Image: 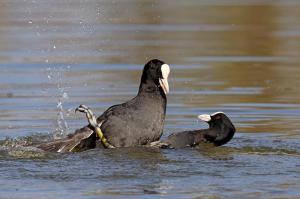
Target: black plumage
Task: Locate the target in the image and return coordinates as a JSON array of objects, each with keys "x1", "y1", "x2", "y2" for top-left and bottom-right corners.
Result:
[
  {"x1": 163, "y1": 112, "x2": 236, "y2": 148},
  {"x1": 38, "y1": 59, "x2": 170, "y2": 152}
]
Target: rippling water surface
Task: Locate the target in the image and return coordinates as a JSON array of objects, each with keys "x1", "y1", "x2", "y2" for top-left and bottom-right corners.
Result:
[{"x1": 1, "y1": 0, "x2": 300, "y2": 198}]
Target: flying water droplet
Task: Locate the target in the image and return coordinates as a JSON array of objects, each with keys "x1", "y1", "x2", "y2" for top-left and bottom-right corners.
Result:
[{"x1": 62, "y1": 92, "x2": 68, "y2": 100}]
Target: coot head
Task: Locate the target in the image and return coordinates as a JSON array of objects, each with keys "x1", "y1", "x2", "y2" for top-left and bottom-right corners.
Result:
[
  {"x1": 198, "y1": 112, "x2": 236, "y2": 146},
  {"x1": 139, "y1": 59, "x2": 170, "y2": 95}
]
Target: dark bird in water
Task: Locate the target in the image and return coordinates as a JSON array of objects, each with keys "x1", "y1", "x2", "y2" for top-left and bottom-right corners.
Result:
[
  {"x1": 37, "y1": 59, "x2": 170, "y2": 152},
  {"x1": 70, "y1": 107, "x2": 235, "y2": 151},
  {"x1": 160, "y1": 112, "x2": 236, "y2": 148}
]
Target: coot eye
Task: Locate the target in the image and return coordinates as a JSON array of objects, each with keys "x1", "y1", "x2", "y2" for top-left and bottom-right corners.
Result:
[{"x1": 214, "y1": 115, "x2": 221, "y2": 120}]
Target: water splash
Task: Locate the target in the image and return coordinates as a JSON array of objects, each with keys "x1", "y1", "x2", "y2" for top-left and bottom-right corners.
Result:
[
  {"x1": 0, "y1": 134, "x2": 53, "y2": 159},
  {"x1": 46, "y1": 66, "x2": 71, "y2": 138}
]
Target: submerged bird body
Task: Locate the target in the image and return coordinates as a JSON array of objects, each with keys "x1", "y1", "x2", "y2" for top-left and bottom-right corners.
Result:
[
  {"x1": 163, "y1": 129, "x2": 209, "y2": 148},
  {"x1": 38, "y1": 59, "x2": 170, "y2": 152},
  {"x1": 38, "y1": 126, "x2": 95, "y2": 152},
  {"x1": 163, "y1": 112, "x2": 236, "y2": 148}
]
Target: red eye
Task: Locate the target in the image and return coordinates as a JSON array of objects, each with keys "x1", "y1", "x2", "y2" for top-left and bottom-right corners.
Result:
[{"x1": 214, "y1": 115, "x2": 221, "y2": 120}]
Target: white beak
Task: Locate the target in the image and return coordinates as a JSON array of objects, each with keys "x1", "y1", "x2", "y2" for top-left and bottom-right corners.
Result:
[
  {"x1": 159, "y1": 64, "x2": 170, "y2": 94},
  {"x1": 159, "y1": 78, "x2": 169, "y2": 94},
  {"x1": 198, "y1": 114, "x2": 211, "y2": 122}
]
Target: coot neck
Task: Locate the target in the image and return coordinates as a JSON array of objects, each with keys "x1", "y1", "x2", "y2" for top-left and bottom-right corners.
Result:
[{"x1": 138, "y1": 81, "x2": 166, "y2": 99}]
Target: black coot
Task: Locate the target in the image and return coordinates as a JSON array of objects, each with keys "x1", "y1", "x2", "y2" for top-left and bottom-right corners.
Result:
[
  {"x1": 164, "y1": 112, "x2": 236, "y2": 148},
  {"x1": 38, "y1": 59, "x2": 170, "y2": 152}
]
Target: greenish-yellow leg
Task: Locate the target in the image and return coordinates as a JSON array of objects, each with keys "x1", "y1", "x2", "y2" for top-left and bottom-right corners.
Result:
[{"x1": 75, "y1": 105, "x2": 115, "y2": 149}]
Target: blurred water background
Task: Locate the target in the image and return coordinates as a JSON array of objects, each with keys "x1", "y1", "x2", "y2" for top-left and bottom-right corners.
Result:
[{"x1": 0, "y1": 0, "x2": 300, "y2": 198}]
